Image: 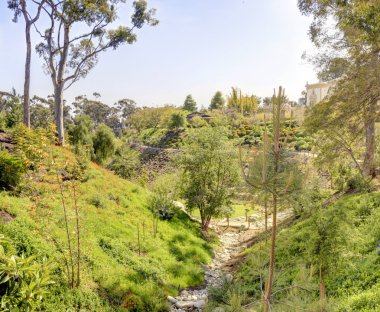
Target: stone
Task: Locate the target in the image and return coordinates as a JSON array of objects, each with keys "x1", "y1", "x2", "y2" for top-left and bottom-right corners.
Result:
[
  {"x1": 167, "y1": 296, "x2": 177, "y2": 304},
  {"x1": 225, "y1": 273, "x2": 233, "y2": 282},
  {"x1": 194, "y1": 299, "x2": 206, "y2": 308},
  {"x1": 181, "y1": 290, "x2": 189, "y2": 296},
  {"x1": 175, "y1": 301, "x2": 196, "y2": 309}
]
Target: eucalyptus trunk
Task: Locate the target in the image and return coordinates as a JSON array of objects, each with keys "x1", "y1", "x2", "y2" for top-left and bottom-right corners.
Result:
[
  {"x1": 23, "y1": 18, "x2": 31, "y2": 127},
  {"x1": 363, "y1": 99, "x2": 376, "y2": 177},
  {"x1": 363, "y1": 51, "x2": 379, "y2": 178},
  {"x1": 54, "y1": 84, "x2": 65, "y2": 145}
]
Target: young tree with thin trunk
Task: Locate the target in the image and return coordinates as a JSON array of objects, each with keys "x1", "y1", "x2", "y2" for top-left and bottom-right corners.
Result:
[
  {"x1": 35, "y1": 0, "x2": 158, "y2": 145},
  {"x1": 179, "y1": 127, "x2": 240, "y2": 231},
  {"x1": 8, "y1": 0, "x2": 46, "y2": 128},
  {"x1": 240, "y1": 87, "x2": 301, "y2": 311},
  {"x1": 263, "y1": 87, "x2": 283, "y2": 312}
]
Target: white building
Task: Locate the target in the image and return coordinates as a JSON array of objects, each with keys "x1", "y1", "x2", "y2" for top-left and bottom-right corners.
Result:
[{"x1": 306, "y1": 80, "x2": 336, "y2": 106}]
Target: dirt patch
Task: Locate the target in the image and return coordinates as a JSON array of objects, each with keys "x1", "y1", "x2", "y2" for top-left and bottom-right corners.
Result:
[{"x1": 0, "y1": 210, "x2": 15, "y2": 223}]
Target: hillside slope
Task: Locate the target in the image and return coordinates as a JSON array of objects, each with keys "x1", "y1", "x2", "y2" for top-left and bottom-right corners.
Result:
[
  {"x1": 0, "y1": 146, "x2": 212, "y2": 311},
  {"x1": 236, "y1": 192, "x2": 380, "y2": 311}
]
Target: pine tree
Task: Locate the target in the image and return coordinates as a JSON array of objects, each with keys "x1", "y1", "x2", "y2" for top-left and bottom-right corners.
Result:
[
  {"x1": 209, "y1": 91, "x2": 225, "y2": 110},
  {"x1": 182, "y1": 95, "x2": 197, "y2": 112}
]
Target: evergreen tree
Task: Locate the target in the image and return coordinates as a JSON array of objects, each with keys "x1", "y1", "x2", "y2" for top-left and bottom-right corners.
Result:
[
  {"x1": 182, "y1": 95, "x2": 197, "y2": 112},
  {"x1": 92, "y1": 124, "x2": 116, "y2": 164},
  {"x1": 209, "y1": 91, "x2": 225, "y2": 110}
]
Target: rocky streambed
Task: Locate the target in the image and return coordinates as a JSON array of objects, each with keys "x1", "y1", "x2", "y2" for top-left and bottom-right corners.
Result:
[
  {"x1": 168, "y1": 230, "x2": 245, "y2": 312},
  {"x1": 167, "y1": 210, "x2": 294, "y2": 312}
]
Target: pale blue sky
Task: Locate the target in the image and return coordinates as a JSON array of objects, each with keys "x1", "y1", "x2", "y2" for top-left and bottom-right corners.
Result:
[{"x1": 0, "y1": 0, "x2": 317, "y2": 108}]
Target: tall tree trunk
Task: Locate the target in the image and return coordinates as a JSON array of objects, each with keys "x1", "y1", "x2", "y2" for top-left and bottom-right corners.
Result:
[
  {"x1": 54, "y1": 84, "x2": 65, "y2": 145},
  {"x1": 363, "y1": 51, "x2": 379, "y2": 178},
  {"x1": 363, "y1": 99, "x2": 376, "y2": 177},
  {"x1": 264, "y1": 194, "x2": 277, "y2": 312},
  {"x1": 23, "y1": 20, "x2": 31, "y2": 127}
]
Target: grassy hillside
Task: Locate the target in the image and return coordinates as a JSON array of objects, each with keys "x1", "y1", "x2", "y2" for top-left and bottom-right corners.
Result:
[
  {"x1": 0, "y1": 146, "x2": 212, "y2": 311},
  {"x1": 236, "y1": 192, "x2": 380, "y2": 311}
]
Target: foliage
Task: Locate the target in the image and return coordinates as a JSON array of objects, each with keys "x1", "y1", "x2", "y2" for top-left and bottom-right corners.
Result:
[
  {"x1": 0, "y1": 235, "x2": 55, "y2": 311},
  {"x1": 0, "y1": 150, "x2": 25, "y2": 190},
  {"x1": 168, "y1": 112, "x2": 186, "y2": 129},
  {"x1": 128, "y1": 106, "x2": 178, "y2": 131},
  {"x1": 227, "y1": 87, "x2": 260, "y2": 115},
  {"x1": 0, "y1": 92, "x2": 23, "y2": 128},
  {"x1": 12, "y1": 123, "x2": 55, "y2": 170},
  {"x1": 120, "y1": 290, "x2": 144, "y2": 311},
  {"x1": 33, "y1": 0, "x2": 158, "y2": 144},
  {"x1": 183, "y1": 95, "x2": 197, "y2": 112},
  {"x1": 189, "y1": 115, "x2": 209, "y2": 128},
  {"x1": 148, "y1": 173, "x2": 179, "y2": 221},
  {"x1": 107, "y1": 143, "x2": 140, "y2": 180},
  {"x1": 30, "y1": 96, "x2": 55, "y2": 129},
  {"x1": 299, "y1": 0, "x2": 380, "y2": 177},
  {"x1": 179, "y1": 127, "x2": 240, "y2": 230},
  {"x1": 209, "y1": 91, "x2": 225, "y2": 110},
  {"x1": 0, "y1": 143, "x2": 213, "y2": 310},
  {"x1": 68, "y1": 115, "x2": 94, "y2": 158},
  {"x1": 236, "y1": 193, "x2": 380, "y2": 311},
  {"x1": 92, "y1": 123, "x2": 116, "y2": 164}
]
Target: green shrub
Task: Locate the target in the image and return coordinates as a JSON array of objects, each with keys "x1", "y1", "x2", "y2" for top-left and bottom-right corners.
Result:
[
  {"x1": 148, "y1": 193, "x2": 176, "y2": 220},
  {"x1": 88, "y1": 194, "x2": 107, "y2": 209},
  {"x1": 92, "y1": 124, "x2": 116, "y2": 164},
  {"x1": 0, "y1": 235, "x2": 55, "y2": 311},
  {"x1": 68, "y1": 115, "x2": 94, "y2": 158},
  {"x1": 168, "y1": 113, "x2": 186, "y2": 129},
  {"x1": 12, "y1": 123, "x2": 55, "y2": 169},
  {"x1": 0, "y1": 150, "x2": 25, "y2": 190},
  {"x1": 107, "y1": 144, "x2": 140, "y2": 179},
  {"x1": 0, "y1": 112, "x2": 6, "y2": 130}
]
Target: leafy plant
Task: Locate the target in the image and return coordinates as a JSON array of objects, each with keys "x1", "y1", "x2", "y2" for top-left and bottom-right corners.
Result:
[
  {"x1": 0, "y1": 235, "x2": 55, "y2": 311},
  {"x1": 0, "y1": 150, "x2": 25, "y2": 190},
  {"x1": 92, "y1": 123, "x2": 116, "y2": 164}
]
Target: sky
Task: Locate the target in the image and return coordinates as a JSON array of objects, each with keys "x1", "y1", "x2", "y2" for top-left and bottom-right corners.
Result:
[{"x1": 0, "y1": 0, "x2": 317, "y2": 108}]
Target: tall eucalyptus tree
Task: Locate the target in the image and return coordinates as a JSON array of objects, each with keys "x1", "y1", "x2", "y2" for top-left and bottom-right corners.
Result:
[
  {"x1": 8, "y1": 0, "x2": 46, "y2": 127},
  {"x1": 35, "y1": 0, "x2": 158, "y2": 145}
]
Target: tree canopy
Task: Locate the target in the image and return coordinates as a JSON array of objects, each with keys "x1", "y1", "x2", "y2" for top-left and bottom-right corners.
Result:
[{"x1": 182, "y1": 95, "x2": 197, "y2": 112}]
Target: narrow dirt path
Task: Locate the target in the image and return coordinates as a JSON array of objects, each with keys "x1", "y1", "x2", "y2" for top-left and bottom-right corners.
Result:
[{"x1": 168, "y1": 210, "x2": 293, "y2": 312}]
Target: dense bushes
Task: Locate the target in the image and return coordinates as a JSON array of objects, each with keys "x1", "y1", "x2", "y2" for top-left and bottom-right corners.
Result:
[
  {"x1": 0, "y1": 150, "x2": 25, "y2": 190},
  {"x1": 0, "y1": 235, "x2": 55, "y2": 311},
  {"x1": 231, "y1": 193, "x2": 380, "y2": 311},
  {"x1": 92, "y1": 124, "x2": 116, "y2": 164}
]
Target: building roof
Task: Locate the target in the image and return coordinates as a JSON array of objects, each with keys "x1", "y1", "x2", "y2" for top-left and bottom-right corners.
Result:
[{"x1": 186, "y1": 112, "x2": 213, "y2": 120}]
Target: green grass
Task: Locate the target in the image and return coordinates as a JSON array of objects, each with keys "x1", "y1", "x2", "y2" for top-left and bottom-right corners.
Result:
[
  {"x1": 0, "y1": 147, "x2": 212, "y2": 311},
  {"x1": 190, "y1": 202, "x2": 256, "y2": 220},
  {"x1": 235, "y1": 192, "x2": 380, "y2": 311}
]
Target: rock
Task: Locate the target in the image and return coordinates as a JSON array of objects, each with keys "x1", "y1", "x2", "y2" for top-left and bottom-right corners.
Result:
[
  {"x1": 175, "y1": 301, "x2": 196, "y2": 309},
  {"x1": 181, "y1": 290, "x2": 189, "y2": 296},
  {"x1": 194, "y1": 300, "x2": 206, "y2": 308},
  {"x1": 225, "y1": 273, "x2": 233, "y2": 282},
  {"x1": 167, "y1": 296, "x2": 177, "y2": 304}
]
